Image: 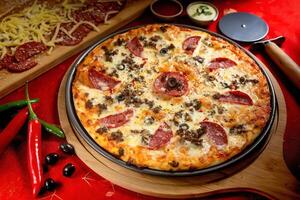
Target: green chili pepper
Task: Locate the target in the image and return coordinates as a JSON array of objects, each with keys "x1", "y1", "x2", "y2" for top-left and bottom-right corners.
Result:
[
  {"x1": 0, "y1": 98, "x2": 39, "y2": 112},
  {"x1": 39, "y1": 119, "x2": 65, "y2": 138}
]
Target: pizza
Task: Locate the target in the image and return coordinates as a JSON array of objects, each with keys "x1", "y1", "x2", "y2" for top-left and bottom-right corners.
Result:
[
  {"x1": 72, "y1": 24, "x2": 271, "y2": 171},
  {"x1": 0, "y1": 0, "x2": 125, "y2": 72}
]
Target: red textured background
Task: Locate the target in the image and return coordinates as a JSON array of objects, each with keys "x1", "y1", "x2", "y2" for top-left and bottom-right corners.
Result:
[{"x1": 0, "y1": 0, "x2": 299, "y2": 199}]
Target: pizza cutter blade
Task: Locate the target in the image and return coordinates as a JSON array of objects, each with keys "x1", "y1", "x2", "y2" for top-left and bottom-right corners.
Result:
[
  {"x1": 218, "y1": 12, "x2": 300, "y2": 89},
  {"x1": 218, "y1": 12, "x2": 269, "y2": 43}
]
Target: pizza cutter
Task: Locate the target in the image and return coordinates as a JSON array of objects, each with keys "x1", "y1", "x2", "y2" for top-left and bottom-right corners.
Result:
[
  {"x1": 218, "y1": 12, "x2": 300, "y2": 89},
  {"x1": 252, "y1": 36, "x2": 300, "y2": 89}
]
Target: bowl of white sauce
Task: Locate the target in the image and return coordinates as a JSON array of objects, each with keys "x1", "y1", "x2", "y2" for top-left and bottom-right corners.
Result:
[{"x1": 187, "y1": 2, "x2": 219, "y2": 26}]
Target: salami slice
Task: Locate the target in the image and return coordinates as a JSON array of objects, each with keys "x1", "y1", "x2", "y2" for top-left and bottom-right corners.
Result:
[
  {"x1": 72, "y1": 24, "x2": 91, "y2": 39},
  {"x1": 73, "y1": 9, "x2": 95, "y2": 23},
  {"x1": 15, "y1": 42, "x2": 47, "y2": 62},
  {"x1": 182, "y1": 36, "x2": 201, "y2": 54},
  {"x1": 87, "y1": 1, "x2": 122, "y2": 13},
  {"x1": 72, "y1": 5, "x2": 108, "y2": 25},
  {"x1": 149, "y1": 123, "x2": 173, "y2": 150},
  {"x1": 6, "y1": 59, "x2": 37, "y2": 73},
  {"x1": 153, "y1": 72, "x2": 188, "y2": 97},
  {"x1": 208, "y1": 57, "x2": 237, "y2": 70},
  {"x1": 219, "y1": 91, "x2": 253, "y2": 105},
  {"x1": 0, "y1": 55, "x2": 14, "y2": 69},
  {"x1": 57, "y1": 23, "x2": 90, "y2": 46},
  {"x1": 99, "y1": 109, "x2": 133, "y2": 128},
  {"x1": 99, "y1": 2, "x2": 122, "y2": 11},
  {"x1": 200, "y1": 121, "x2": 227, "y2": 146},
  {"x1": 126, "y1": 37, "x2": 143, "y2": 57},
  {"x1": 88, "y1": 68, "x2": 121, "y2": 91},
  {"x1": 57, "y1": 34, "x2": 82, "y2": 46},
  {"x1": 86, "y1": 1, "x2": 121, "y2": 23}
]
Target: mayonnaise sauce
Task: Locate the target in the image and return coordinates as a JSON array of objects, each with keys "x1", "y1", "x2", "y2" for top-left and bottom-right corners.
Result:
[{"x1": 187, "y1": 3, "x2": 217, "y2": 21}]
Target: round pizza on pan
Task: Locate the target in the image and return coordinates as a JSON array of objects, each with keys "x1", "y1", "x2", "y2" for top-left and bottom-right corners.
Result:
[{"x1": 71, "y1": 24, "x2": 271, "y2": 171}]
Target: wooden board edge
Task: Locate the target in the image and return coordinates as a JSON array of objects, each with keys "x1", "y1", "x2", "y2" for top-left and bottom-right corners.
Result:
[{"x1": 0, "y1": 0, "x2": 152, "y2": 98}]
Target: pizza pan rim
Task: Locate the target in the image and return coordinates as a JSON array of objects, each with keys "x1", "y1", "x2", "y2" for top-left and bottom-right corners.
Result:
[{"x1": 65, "y1": 23, "x2": 276, "y2": 177}]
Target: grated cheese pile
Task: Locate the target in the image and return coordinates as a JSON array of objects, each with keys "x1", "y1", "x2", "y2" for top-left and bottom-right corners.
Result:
[{"x1": 0, "y1": 0, "x2": 121, "y2": 59}]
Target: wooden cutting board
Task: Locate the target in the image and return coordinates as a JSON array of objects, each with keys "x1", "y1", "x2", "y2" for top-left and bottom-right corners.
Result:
[
  {"x1": 0, "y1": 0, "x2": 151, "y2": 98},
  {"x1": 57, "y1": 61, "x2": 300, "y2": 199}
]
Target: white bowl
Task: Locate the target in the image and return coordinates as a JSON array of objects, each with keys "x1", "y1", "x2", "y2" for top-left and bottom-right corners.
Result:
[{"x1": 187, "y1": 1, "x2": 219, "y2": 26}]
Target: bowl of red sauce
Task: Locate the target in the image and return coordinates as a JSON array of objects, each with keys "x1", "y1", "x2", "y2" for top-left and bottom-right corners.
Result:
[{"x1": 150, "y1": 0, "x2": 183, "y2": 21}]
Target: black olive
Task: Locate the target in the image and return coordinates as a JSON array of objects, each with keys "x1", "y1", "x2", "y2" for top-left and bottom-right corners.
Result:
[
  {"x1": 117, "y1": 64, "x2": 125, "y2": 70},
  {"x1": 45, "y1": 153, "x2": 59, "y2": 165},
  {"x1": 166, "y1": 77, "x2": 178, "y2": 89},
  {"x1": 63, "y1": 163, "x2": 75, "y2": 177},
  {"x1": 60, "y1": 143, "x2": 75, "y2": 155},
  {"x1": 179, "y1": 123, "x2": 189, "y2": 130},
  {"x1": 239, "y1": 76, "x2": 246, "y2": 84},
  {"x1": 116, "y1": 94, "x2": 125, "y2": 102},
  {"x1": 44, "y1": 178, "x2": 57, "y2": 191},
  {"x1": 160, "y1": 48, "x2": 168, "y2": 55},
  {"x1": 38, "y1": 187, "x2": 46, "y2": 195}
]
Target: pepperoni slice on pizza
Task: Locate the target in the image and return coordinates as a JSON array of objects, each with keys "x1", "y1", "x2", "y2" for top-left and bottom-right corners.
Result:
[
  {"x1": 88, "y1": 68, "x2": 121, "y2": 91},
  {"x1": 218, "y1": 91, "x2": 253, "y2": 105},
  {"x1": 208, "y1": 57, "x2": 237, "y2": 70},
  {"x1": 182, "y1": 36, "x2": 201, "y2": 54},
  {"x1": 126, "y1": 37, "x2": 144, "y2": 57},
  {"x1": 149, "y1": 123, "x2": 173, "y2": 150},
  {"x1": 200, "y1": 121, "x2": 228, "y2": 146},
  {"x1": 99, "y1": 109, "x2": 134, "y2": 129}
]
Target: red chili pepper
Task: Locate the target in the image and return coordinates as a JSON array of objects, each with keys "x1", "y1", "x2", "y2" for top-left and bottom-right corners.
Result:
[
  {"x1": 0, "y1": 104, "x2": 38, "y2": 154},
  {"x1": 27, "y1": 118, "x2": 43, "y2": 196},
  {"x1": 26, "y1": 83, "x2": 43, "y2": 196}
]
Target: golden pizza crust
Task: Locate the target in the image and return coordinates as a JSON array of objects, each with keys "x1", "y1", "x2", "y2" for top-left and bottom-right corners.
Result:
[{"x1": 72, "y1": 24, "x2": 271, "y2": 171}]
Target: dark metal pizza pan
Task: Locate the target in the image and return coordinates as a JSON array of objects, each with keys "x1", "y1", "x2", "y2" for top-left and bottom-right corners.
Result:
[{"x1": 65, "y1": 24, "x2": 276, "y2": 177}]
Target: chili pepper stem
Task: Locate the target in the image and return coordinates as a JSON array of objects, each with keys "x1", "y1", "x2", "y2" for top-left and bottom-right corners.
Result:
[
  {"x1": 39, "y1": 119, "x2": 65, "y2": 138},
  {"x1": 25, "y1": 82, "x2": 37, "y2": 120},
  {"x1": 0, "y1": 98, "x2": 39, "y2": 112}
]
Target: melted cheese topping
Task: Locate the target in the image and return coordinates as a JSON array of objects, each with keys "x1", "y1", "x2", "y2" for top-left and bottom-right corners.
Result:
[
  {"x1": 1, "y1": 1, "x2": 67, "y2": 57},
  {"x1": 72, "y1": 24, "x2": 271, "y2": 171},
  {"x1": 0, "y1": 0, "x2": 122, "y2": 58}
]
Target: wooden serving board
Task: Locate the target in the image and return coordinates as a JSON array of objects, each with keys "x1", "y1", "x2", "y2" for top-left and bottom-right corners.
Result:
[
  {"x1": 0, "y1": 0, "x2": 152, "y2": 98},
  {"x1": 57, "y1": 59, "x2": 300, "y2": 199}
]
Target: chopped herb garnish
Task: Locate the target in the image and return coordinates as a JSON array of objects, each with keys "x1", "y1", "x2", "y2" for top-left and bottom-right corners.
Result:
[{"x1": 192, "y1": 5, "x2": 213, "y2": 17}]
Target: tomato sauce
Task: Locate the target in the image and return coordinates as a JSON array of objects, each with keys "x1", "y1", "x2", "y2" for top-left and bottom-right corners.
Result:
[{"x1": 152, "y1": 0, "x2": 182, "y2": 16}]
